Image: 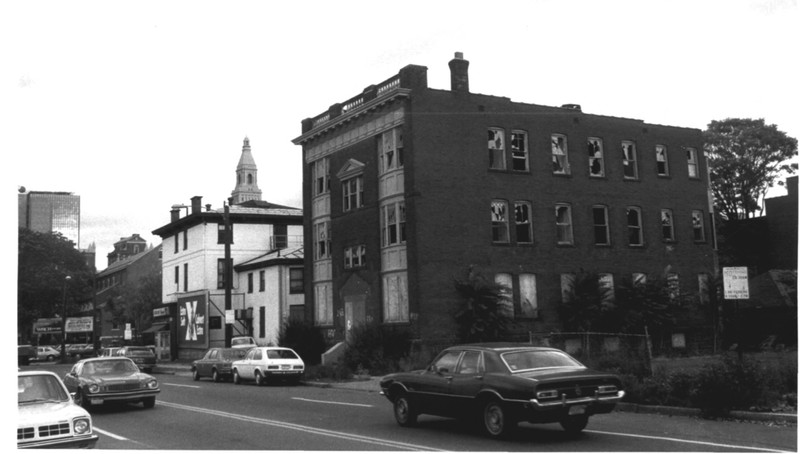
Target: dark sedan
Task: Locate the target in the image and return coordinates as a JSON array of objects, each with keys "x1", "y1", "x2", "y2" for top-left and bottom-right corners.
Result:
[
  {"x1": 114, "y1": 346, "x2": 156, "y2": 373},
  {"x1": 63, "y1": 357, "x2": 160, "y2": 409},
  {"x1": 379, "y1": 343, "x2": 625, "y2": 438},
  {"x1": 192, "y1": 348, "x2": 248, "y2": 382}
]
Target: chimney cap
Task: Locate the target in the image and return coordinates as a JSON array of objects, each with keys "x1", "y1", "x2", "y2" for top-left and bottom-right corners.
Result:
[{"x1": 454, "y1": 51, "x2": 464, "y2": 59}]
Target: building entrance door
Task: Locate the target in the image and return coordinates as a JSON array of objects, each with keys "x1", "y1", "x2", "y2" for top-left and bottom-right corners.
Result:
[
  {"x1": 344, "y1": 295, "x2": 366, "y2": 343},
  {"x1": 155, "y1": 331, "x2": 171, "y2": 361}
]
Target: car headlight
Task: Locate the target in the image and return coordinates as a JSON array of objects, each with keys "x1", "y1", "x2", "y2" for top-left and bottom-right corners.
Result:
[
  {"x1": 146, "y1": 379, "x2": 158, "y2": 389},
  {"x1": 536, "y1": 389, "x2": 560, "y2": 400},
  {"x1": 87, "y1": 384, "x2": 100, "y2": 394},
  {"x1": 73, "y1": 417, "x2": 91, "y2": 435}
]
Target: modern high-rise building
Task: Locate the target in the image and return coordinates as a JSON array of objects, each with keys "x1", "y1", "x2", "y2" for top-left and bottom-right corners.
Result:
[{"x1": 18, "y1": 188, "x2": 81, "y2": 248}]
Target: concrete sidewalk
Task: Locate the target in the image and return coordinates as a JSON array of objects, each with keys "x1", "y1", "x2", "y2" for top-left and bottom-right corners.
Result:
[{"x1": 152, "y1": 362, "x2": 796, "y2": 424}]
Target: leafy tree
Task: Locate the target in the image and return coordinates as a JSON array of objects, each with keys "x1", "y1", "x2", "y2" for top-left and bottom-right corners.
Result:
[
  {"x1": 17, "y1": 228, "x2": 93, "y2": 342},
  {"x1": 108, "y1": 274, "x2": 162, "y2": 342},
  {"x1": 453, "y1": 266, "x2": 514, "y2": 342},
  {"x1": 704, "y1": 118, "x2": 797, "y2": 220},
  {"x1": 557, "y1": 269, "x2": 614, "y2": 332}
]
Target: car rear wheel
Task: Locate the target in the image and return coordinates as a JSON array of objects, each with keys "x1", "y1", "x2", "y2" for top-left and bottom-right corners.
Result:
[
  {"x1": 393, "y1": 393, "x2": 418, "y2": 427},
  {"x1": 482, "y1": 399, "x2": 514, "y2": 438},
  {"x1": 233, "y1": 369, "x2": 241, "y2": 385},
  {"x1": 142, "y1": 397, "x2": 156, "y2": 409},
  {"x1": 46, "y1": 355, "x2": 54, "y2": 361},
  {"x1": 255, "y1": 371, "x2": 265, "y2": 386},
  {"x1": 192, "y1": 369, "x2": 200, "y2": 381},
  {"x1": 560, "y1": 415, "x2": 588, "y2": 435},
  {"x1": 212, "y1": 369, "x2": 220, "y2": 383}
]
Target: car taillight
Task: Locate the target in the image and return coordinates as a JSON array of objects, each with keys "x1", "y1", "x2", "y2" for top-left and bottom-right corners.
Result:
[
  {"x1": 536, "y1": 389, "x2": 559, "y2": 400},
  {"x1": 293, "y1": 365, "x2": 304, "y2": 370},
  {"x1": 597, "y1": 385, "x2": 618, "y2": 394},
  {"x1": 267, "y1": 365, "x2": 279, "y2": 370}
]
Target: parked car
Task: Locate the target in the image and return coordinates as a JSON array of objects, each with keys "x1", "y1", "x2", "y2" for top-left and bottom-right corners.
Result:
[
  {"x1": 36, "y1": 346, "x2": 61, "y2": 362},
  {"x1": 114, "y1": 346, "x2": 156, "y2": 372},
  {"x1": 192, "y1": 348, "x2": 249, "y2": 382},
  {"x1": 99, "y1": 347, "x2": 121, "y2": 357},
  {"x1": 18, "y1": 345, "x2": 37, "y2": 366},
  {"x1": 230, "y1": 336, "x2": 258, "y2": 349},
  {"x1": 232, "y1": 346, "x2": 305, "y2": 385},
  {"x1": 67, "y1": 343, "x2": 97, "y2": 360},
  {"x1": 63, "y1": 357, "x2": 160, "y2": 409},
  {"x1": 379, "y1": 343, "x2": 625, "y2": 438},
  {"x1": 18, "y1": 370, "x2": 99, "y2": 448}
]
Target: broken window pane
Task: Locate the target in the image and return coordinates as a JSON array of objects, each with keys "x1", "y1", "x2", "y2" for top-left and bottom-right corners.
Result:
[
  {"x1": 588, "y1": 137, "x2": 604, "y2": 177},
  {"x1": 552, "y1": 134, "x2": 569, "y2": 174}
]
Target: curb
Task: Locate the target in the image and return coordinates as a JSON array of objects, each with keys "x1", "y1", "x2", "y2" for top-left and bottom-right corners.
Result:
[{"x1": 616, "y1": 402, "x2": 797, "y2": 424}]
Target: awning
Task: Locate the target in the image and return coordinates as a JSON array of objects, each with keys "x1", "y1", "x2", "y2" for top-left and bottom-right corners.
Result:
[{"x1": 142, "y1": 323, "x2": 170, "y2": 334}]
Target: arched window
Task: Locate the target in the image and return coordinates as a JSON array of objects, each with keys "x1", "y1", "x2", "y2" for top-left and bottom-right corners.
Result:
[{"x1": 247, "y1": 173, "x2": 253, "y2": 184}]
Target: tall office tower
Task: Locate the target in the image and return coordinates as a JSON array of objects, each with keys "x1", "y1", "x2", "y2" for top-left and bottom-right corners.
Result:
[{"x1": 18, "y1": 188, "x2": 81, "y2": 248}]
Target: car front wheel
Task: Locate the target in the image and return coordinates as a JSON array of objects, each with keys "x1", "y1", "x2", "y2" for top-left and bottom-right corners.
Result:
[
  {"x1": 142, "y1": 397, "x2": 156, "y2": 409},
  {"x1": 233, "y1": 369, "x2": 241, "y2": 385},
  {"x1": 560, "y1": 415, "x2": 588, "y2": 435},
  {"x1": 482, "y1": 399, "x2": 514, "y2": 438},
  {"x1": 46, "y1": 355, "x2": 54, "y2": 361},
  {"x1": 212, "y1": 369, "x2": 220, "y2": 383},
  {"x1": 393, "y1": 393, "x2": 418, "y2": 427}
]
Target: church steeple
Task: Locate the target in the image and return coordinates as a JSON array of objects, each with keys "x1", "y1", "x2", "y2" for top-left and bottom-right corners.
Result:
[{"x1": 231, "y1": 136, "x2": 262, "y2": 204}]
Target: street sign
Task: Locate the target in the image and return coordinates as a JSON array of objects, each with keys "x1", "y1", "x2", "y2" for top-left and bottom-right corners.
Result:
[
  {"x1": 723, "y1": 267, "x2": 750, "y2": 299},
  {"x1": 225, "y1": 309, "x2": 235, "y2": 324}
]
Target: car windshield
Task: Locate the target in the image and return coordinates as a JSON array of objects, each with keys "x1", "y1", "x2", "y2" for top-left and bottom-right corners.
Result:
[
  {"x1": 266, "y1": 349, "x2": 298, "y2": 359},
  {"x1": 83, "y1": 359, "x2": 140, "y2": 375},
  {"x1": 221, "y1": 349, "x2": 248, "y2": 360},
  {"x1": 501, "y1": 350, "x2": 584, "y2": 372},
  {"x1": 231, "y1": 338, "x2": 255, "y2": 346},
  {"x1": 18, "y1": 375, "x2": 69, "y2": 404}
]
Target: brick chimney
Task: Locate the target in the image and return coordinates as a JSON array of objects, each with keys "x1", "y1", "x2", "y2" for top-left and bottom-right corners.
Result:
[
  {"x1": 191, "y1": 196, "x2": 202, "y2": 214},
  {"x1": 448, "y1": 52, "x2": 469, "y2": 93},
  {"x1": 170, "y1": 208, "x2": 180, "y2": 223}
]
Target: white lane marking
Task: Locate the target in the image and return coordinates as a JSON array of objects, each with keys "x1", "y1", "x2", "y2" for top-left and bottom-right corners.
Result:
[
  {"x1": 587, "y1": 429, "x2": 792, "y2": 453},
  {"x1": 158, "y1": 400, "x2": 443, "y2": 451},
  {"x1": 93, "y1": 427, "x2": 128, "y2": 440},
  {"x1": 162, "y1": 383, "x2": 201, "y2": 389},
  {"x1": 292, "y1": 397, "x2": 373, "y2": 408}
]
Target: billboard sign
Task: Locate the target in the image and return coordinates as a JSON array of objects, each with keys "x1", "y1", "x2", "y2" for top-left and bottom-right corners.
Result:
[
  {"x1": 65, "y1": 317, "x2": 93, "y2": 333},
  {"x1": 34, "y1": 318, "x2": 62, "y2": 334},
  {"x1": 177, "y1": 293, "x2": 207, "y2": 348}
]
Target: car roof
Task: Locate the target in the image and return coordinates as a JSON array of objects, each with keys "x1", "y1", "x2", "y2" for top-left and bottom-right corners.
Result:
[
  {"x1": 18, "y1": 370, "x2": 60, "y2": 378},
  {"x1": 447, "y1": 342, "x2": 562, "y2": 353}
]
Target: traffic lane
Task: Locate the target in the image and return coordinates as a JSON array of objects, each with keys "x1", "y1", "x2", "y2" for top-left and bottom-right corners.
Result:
[{"x1": 157, "y1": 375, "x2": 795, "y2": 452}]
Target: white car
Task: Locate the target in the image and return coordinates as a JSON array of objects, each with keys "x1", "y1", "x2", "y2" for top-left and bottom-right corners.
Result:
[
  {"x1": 232, "y1": 346, "x2": 305, "y2": 385},
  {"x1": 36, "y1": 346, "x2": 61, "y2": 362},
  {"x1": 18, "y1": 370, "x2": 99, "y2": 449},
  {"x1": 230, "y1": 336, "x2": 258, "y2": 349}
]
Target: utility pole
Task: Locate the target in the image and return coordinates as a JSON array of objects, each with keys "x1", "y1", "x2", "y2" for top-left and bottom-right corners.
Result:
[
  {"x1": 60, "y1": 275, "x2": 71, "y2": 364},
  {"x1": 224, "y1": 199, "x2": 232, "y2": 348}
]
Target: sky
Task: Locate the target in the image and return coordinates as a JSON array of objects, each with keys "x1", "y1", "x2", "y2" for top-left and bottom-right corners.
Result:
[{"x1": 3, "y1": 0, "x2": 799, "y2": 273}]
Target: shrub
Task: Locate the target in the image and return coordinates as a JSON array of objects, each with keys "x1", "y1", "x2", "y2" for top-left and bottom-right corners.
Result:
[
  {"x1": 277, "y1": 318, "x2": 327, "y2": 366},
  {"x1": 343, "y1": 322, "x2": 412, "y2": 376}
]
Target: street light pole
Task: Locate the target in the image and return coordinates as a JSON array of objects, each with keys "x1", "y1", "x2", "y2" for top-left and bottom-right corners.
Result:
[{"x1": 60, "y1": 275, "x2": 71, "y2": 364}]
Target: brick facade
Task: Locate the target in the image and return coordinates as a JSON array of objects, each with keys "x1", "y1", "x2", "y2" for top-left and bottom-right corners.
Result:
[{"x1": 294, "y1": 54, "x2": 718, "y2": 350}]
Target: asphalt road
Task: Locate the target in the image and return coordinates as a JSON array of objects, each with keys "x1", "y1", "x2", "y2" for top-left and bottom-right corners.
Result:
[{"x1": 20, "y1": 362, "x2": 797, "y2": 452}]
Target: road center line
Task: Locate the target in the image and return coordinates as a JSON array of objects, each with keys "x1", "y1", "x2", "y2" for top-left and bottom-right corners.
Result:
[
  {"x1": 587, "y1": 429, "x2": 791, "y2": 453},
  {"x1": 162, "y1": 383, "x2": 201, "y2": 389},
  {"x1": 292, "y1": 397, "x2": 373, "y2": 407},
  {"x1": 158, "y1": 400, "x2": 443, "y2": 451},
  {"x1": 93, "y1": 427, "x2": 128, "y2": 440}
]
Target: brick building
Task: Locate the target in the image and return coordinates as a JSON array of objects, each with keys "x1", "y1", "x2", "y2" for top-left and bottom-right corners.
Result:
[{"x1": 292, "y1": 53, "x2": 718, "y2": 353}]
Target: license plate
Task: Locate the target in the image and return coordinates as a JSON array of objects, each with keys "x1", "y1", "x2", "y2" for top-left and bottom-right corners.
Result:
[
  {"x1": 91, "y1": 398, "x2": 104, "y2": 405},
  {"x1": 568, "y1": 405, "x2": 586, "y2": 415}
]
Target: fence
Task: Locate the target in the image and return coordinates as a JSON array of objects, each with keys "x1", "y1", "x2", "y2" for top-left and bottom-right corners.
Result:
[{"x1": 529, "y1": 331, "x2": 653, "y2": 377}]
